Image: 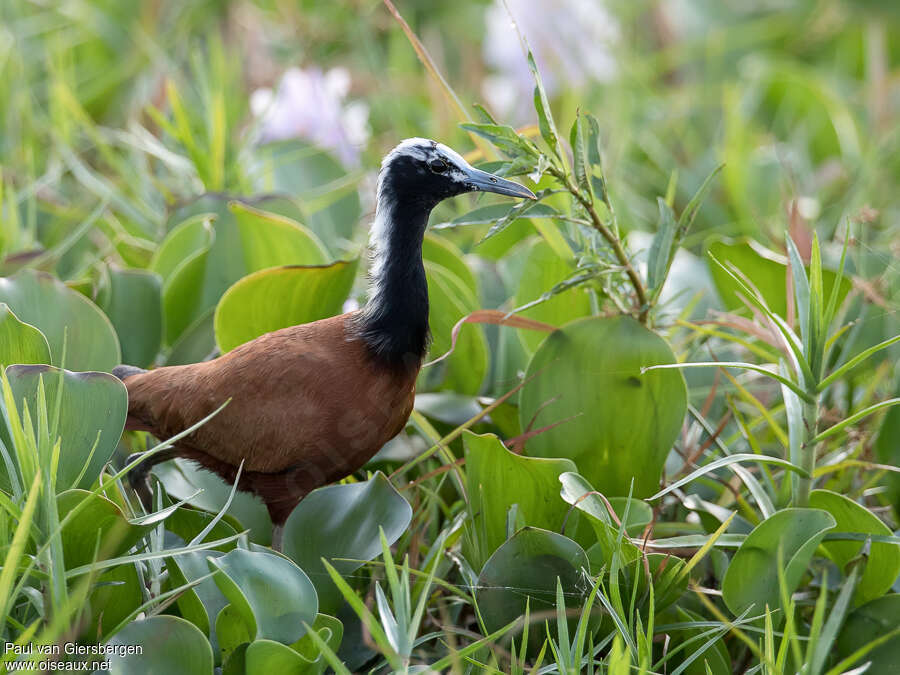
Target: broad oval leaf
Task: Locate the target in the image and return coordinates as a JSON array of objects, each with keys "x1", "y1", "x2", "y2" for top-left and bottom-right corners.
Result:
[
  {"x1": 421, "y1": 262, "x2": 488, "y2": 395},
  {"x1": 57, "y1": 490, "x2": 151, "y2": 568},
  {"x1": 476, "y1": 527, "x2": 589, "y2": 652},
  {"x1": 106, "y1": 615, "x2": 214, "y2": 675},
  {"x1": 282, "y1": 472, "x2": 412, "y2": 614},
  {"x1": 159, "y1": 196, "x2": 329, "y2": 345},
  {"x1": 722, "y1": 508, "x2": 836, "y2": 616},
  {"x1": 0, "y1": 270, "x2": 120, "y2": 372},
  {"x1": 512, "y1": 239, "x2": 592, "y2": 352},
  {"x1": 0, "y1": 303, "x2": 50, "y2": 367},
  {"x1": 810, "y1": 489, "x2": 900, "y2": 605},
  {"x1": 5, "y1": 365, "x2": 127, "y2": 492},
  {"x1": 214, "y1": 260, "x2": 357, "y2": 353},
  {"x1": 835, "y1": 594, "x2": 900, "y2": 675},
  {"x1": 520, "y1": 316, "x2": 687, "y2": 498},
  {"x1": 100, "y1": 266, "x2": 163, "y2": 367},
  {"x1": 706, "y1": 236, "x2": 851, "y2": 318},
  {"x1": 209, "y1": 548, "x2": 318, "y2": 645},
  {"x1": 463, "y1": 430, "x2": 576, "y2": 569}
]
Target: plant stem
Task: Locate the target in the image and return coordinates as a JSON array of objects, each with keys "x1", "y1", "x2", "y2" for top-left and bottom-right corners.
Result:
[
  {"x1": 551, "y1": 167, "x2": 650, "y2": 322},
  {"x1": 795, "y1": 396, "x2": 819, "y2": 506}
]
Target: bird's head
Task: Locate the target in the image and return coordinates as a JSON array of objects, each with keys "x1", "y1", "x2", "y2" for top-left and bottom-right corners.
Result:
[{"x1": 378, "y1": 138, "x2": 536, "y2": 208}]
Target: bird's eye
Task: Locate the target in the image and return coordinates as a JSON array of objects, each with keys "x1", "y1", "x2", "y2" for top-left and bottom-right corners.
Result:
[{"x1": 429, "y1": 158, "x2": 448, "y2": 173}]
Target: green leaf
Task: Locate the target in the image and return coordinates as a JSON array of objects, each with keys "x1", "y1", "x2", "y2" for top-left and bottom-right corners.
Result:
[
  {"x1": 230, "y1": 201, "x2": 329, "y2": 272},
  {"x1": 569, "y1": 113, "x2": 592, "y2": 199},
  {"x1": 647, "y1": 197, "x2": 678, "y2": 296},
  {"x1": 214, "y1": 260, "x2": 357, "y2": 353},
  {"x1": 722, "y1": 508, "x2": 836, "y2": 616},
  {"x1": 0, "y1": 270, "x2": 121, "y2": 372},
  {"x1": 705, "y1": 237, "x2": 851, "y2": 320},
  {"x1": 209, "y1": 548, "x2": 318, "y2": 644},
  {"x1": 5, "y1": 365, "x2": 127, "y2": 492},
  {"x1": 526, "y1": 51, "x2": 560, "y2": 156},
  {"x1": 57, "y1": 490, "x2": 151, "y2": 568},
  {"x1": 475, "y1": 527, "x2": 588, "y2": 654},
  {"x1": 154, "y1": 458, "x2": 272, "y2": 545},
  {"x1": 459, "y1": 123, "x2": 537, "y2": 159},
  {"x1": 422, "y1": 262, "x2": 488, "y2": 394},
  {"x1": 282, "y1": 472, "x2": 412, "y2": 614},
  {"x1": 463, "y1": 431, "x2": 577, "y2": 568},
  {"x1": 159, "y1": 196, "x2": 329, "y2": 345},
  {"x1": 422, "y1": 233, "x2": 478, "y2": 297},
  {"x1": 437, "y1": 202, "x2": 561, "y2": 229},
  {"x1": 101, "y1": 266, "x2": 163, "y2": 367},
  {"x1": 512, "y1": 239, "x2": 592, "y2": 353},
  {"x1": 835, "y1": 595, "x2": 900, "y2": 675},
  {"x1": 520, "y1": 316, "x2": 687, "y2": 498},
  {"x1": 107, "y1": 616, "x2": 214, "y2": 675},
  {"x1": 0, "y1": 303, "x2": 50, "y2": 367},
  {"x1": 809, "y1": 490, "x2": 900, "y2": 605},
  {"x1": 255, "y1": 140, "x2": 362, "y2": 250}
]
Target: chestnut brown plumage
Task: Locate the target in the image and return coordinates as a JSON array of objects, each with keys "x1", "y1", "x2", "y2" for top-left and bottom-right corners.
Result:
[{"x1": 116, "y1": 138, "x2": 535, "y2": 545}]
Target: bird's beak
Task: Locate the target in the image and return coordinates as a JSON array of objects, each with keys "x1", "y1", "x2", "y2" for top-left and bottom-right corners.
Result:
[{"x1": 463, "y1": 166, "x2": 537, "y2": 200}]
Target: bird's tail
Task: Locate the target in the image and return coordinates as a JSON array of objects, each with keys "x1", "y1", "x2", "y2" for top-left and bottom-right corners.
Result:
[{"x1": 112, "y1": 364, "x2": 147, "y2": 381}]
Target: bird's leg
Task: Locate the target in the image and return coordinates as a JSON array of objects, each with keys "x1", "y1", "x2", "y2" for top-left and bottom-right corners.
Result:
[
  {"x1": 271, "y1": 524, "x2": 284, "y2": 552},
  {"x1": 126, "y1": 446, "x2": 180, "y2": 510}
]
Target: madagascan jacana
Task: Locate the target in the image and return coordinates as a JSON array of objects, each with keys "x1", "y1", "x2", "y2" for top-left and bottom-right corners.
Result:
[{"x1": 115, "y1": 138, "x2": 535, "y2": 547}]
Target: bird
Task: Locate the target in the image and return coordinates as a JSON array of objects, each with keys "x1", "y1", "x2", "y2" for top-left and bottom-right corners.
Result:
[{"x1": 114, "y1": 138, "x2": 536, "y2": 548}]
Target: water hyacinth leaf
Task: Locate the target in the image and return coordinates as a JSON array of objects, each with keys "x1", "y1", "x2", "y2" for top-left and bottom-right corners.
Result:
[
  {"x1": 106, "y1": 616, "x2": 214, "y2": 675},
  {"x1": 208, "y1": 548, "x2": 318, "y2": 644},
  {"x1": 422, "y1": 262, "x2": 488, "y2": 395},
  {"x1": 0, "y1": 303, "x2": 50, "y2": 367},
  {"x1": 166, "y1": 309, "x2": 216, "y2": 366},
  {"x1": 88, "y1": 563, "x2": 143, "y2": 640},
  {"x1": 0, "y1": 270, "x2": 121, "y2": 372},
  {"x1": 422, "y1": 233, "x2": 478, "y2": 297},
  {"x1": 214, "y1": 260, "x2": 357, "y2": 353},
  {"x1": 722, "y1": 508, "x2": 836, "y2": 616},
  {"x1": 282, "y1": 472, "x2": 412, "y2": 614},
  {"x1": 161, "y1": 228, "x2": 213, "y2": 346},
  {"x1": 153, "y1": 458, "x2": 272, "y2": 545},
  {"x1": 705, "y1": 236, "x2": 851, "y2": 318},
  {"x1": 57, "y1": 490, "x2": 151, "y2": 568},
  {"x1": 4, "y1": 365, "x2": 126, "y2": 492},
  {"x1": 216, "y1": 603, "x2": 252, "y2": 666},
  {"x1": 475, "y1": 527, "x2": 588, "y2": 652},
  {"x1": 245, "y1": 639, "x2": 317, "y2": 674},
  {"x1": 160, "y1": 196, "x2": 329, "y2": 345},
  {"x1": 101, "y1": 266, "x2": 163, "y2": 367},
  {"x1": 835, "y1": 595, "x2": 900, "y2": 675},
  {"x1": 150, "y1": 213, "x2": 214, "y2": 282},
  {"x1": 463, "y1": 431, "x2": 577, "y2": 568},
  {"x1": 291, "y1": 613, "x2": 343, "y2": 670},
  {"x1": 520, "y1": 316, "x2": 687, "y2": 498},
  {"x1": 255, "y1": 139, "x2": 362, "y2": 249},
  {"x1": 231, "y1": 201, "x2": 329, "y2": 273},
  {"x1": 558, "y1": 471, "x2": 642, "y2": 563},
  {"x1": 166, "y1": 551, "x2": 228, "y2": 643},
  {"x1": 809, "y1": 489, "x2": 900, "y2": 605},
  {"x1": 513, "y1": 239, "x2": 592, "y2": 352}
]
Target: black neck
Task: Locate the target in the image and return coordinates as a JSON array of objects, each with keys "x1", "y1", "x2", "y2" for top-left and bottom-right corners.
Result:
[{"x1": 357, "y1": 195, "x2": 432, "y2": 365}]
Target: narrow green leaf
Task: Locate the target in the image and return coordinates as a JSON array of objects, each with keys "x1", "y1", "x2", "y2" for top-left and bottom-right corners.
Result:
[
  {"x1": 648, "y1": 453, "x2": 808, "y2": 502},
  {"x1": 810, "y1": 398, "x2": 900, "y2": 444},
  {"x1": 647, "y1": 197, "x2": 677, "y2": 296}
]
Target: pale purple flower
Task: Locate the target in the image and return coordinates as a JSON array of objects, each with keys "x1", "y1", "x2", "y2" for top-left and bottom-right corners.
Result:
[
  {"x1": 250, "y1": 66, "x2": 370, "y2": 166},
  {"x1": 482, "y1": 0, "x2": 619, "y2": 120}
]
